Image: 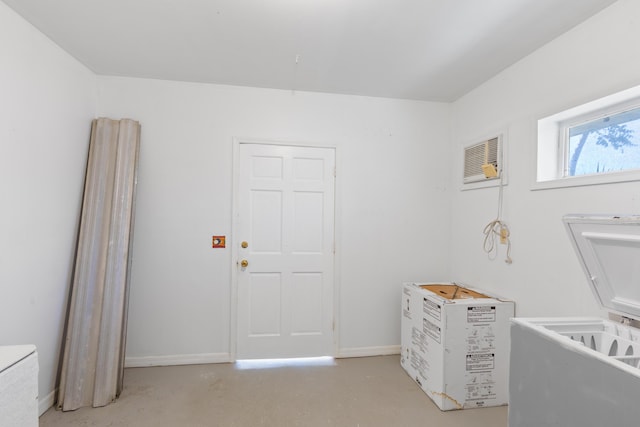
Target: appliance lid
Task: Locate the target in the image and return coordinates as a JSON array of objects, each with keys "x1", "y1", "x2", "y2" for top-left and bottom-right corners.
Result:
[
  {"x1": 564, "y1": 214, "x2": 640, "y2": 320},
  {"x1": 0, "y1": 345, "x2": 36, "y2": 372}
]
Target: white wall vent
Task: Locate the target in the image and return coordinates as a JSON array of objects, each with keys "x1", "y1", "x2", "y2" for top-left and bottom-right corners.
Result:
[{"x1": 463, "y1": 136, "x2": 501, "y2": 184}]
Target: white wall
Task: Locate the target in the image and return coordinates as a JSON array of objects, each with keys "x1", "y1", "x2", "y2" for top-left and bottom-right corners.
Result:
[
  {"x1": 0, "y1": 2, "x2": 97, "y2": 410},
  {"x1": 96, "y1": 78, "x2": 452, "y2": 361},
  {"x1": 6, "y1": 0, "x2": 637, "y2": 412},
  {"x1": 449, "y1": 0, "x2": 640, "y2": 318}
]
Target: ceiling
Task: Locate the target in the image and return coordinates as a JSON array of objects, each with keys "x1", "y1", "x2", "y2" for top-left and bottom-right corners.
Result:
[{"x1": 3, "y1": 0, "x2": 617, "y2": 102}]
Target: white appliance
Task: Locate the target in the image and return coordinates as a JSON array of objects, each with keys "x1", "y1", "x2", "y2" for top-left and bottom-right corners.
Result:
[
  {"x1": 509, "y1": 214, "x2": 640, "y2": 427},
  {"x1": 0, "y1": 345, "x2": 39, "y2": 427}
]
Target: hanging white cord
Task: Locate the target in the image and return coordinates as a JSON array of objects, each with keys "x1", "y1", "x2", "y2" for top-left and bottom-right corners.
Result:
[
  {"x1": 482, "y1": 173, "x2": 512, "y2": 264},
  {"x1": 482, "y1": 220, "x2": 512, "y2": 263},
  {"x1": 291, "y1": 54, "x2": 301, "y2": 95}
]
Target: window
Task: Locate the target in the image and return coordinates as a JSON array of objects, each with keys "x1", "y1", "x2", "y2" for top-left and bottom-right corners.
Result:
[
  {"x1": 565, "y1": 106, "x2": 640, "y2": 177},
  {"x1": 536, "y1": 85, "x2": 640, "y2": 189}
]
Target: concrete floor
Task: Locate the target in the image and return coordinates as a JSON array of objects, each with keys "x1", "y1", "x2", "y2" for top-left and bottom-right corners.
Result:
[{"x1": 40, "y1": 355, "x2": 507, "y2": 427}]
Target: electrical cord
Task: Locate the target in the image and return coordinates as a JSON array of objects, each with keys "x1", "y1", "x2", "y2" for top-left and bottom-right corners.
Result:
[
  {"x1": 483, "y1": 219, "x2": 512, "y2": 264},
  {"x1": 482, "y1": 171, "x2": 513, "y2": 264}
]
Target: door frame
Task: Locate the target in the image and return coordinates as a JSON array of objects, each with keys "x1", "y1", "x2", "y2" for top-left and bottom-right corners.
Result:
[{"x1": 230, "y1": 137, "x2": 340, "y2": 361}]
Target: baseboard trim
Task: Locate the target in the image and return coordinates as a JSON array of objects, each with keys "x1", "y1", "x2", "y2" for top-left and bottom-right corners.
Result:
[
  {"x1": 124, "y1": 352, "x2": 231, "y2": 368},
  {"x1": 336, "y1": 345, "x2": 400, "y2": 358},
  {"x1": 125, "y1": 348, "x2": 400, "y2": 366},
  {"x1": 39, "y1": 389, "x2": 56, "y2": 416}
]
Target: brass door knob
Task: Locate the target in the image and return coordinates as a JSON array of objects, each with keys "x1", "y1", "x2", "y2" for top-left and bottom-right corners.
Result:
[
  {"x1": 240, "y1": 259, "x2": 249, "y2": 268},
  {"x1": 241, "y1": 241, "x2": 248, "y2": 248}
]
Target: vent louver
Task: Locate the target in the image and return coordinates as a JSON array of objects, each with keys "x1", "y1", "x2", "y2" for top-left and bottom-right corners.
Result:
[{"x1": 463, "y1": 137, "x2": 500, "y2": 184}]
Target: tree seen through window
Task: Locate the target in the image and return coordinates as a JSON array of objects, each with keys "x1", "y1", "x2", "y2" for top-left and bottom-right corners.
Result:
[{"x1": 568, "y1": 107, "x2": 640, "y2": 176}]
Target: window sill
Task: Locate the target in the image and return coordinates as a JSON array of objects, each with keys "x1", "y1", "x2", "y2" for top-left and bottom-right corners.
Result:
[
  {"x1": 532, "y1": 169, "x2": 640, "y2": 191},
  {"x1": 461, "y1": 178, "x2": 505, "y2": 191}
]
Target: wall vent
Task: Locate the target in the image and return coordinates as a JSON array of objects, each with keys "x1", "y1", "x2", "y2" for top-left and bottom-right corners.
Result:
[{"x1": 463, "y1": 136, "x2": 500, "y2": 184}]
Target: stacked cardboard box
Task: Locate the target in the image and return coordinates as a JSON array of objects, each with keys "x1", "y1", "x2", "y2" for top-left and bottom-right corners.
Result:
[{"x1": 401, "y1": 282, "x2": 515, "y2": 411}]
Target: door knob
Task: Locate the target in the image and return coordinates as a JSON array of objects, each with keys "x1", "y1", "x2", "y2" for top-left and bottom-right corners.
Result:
[
  {"x1": 240, "y1": 259, "x2": 249, "y2": 268},
  {"x1": 241, "y1": 241, "x2": 248, "y2": 248}
]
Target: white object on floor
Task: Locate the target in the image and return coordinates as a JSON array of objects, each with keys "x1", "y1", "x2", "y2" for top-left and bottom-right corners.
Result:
[
  {"x1": 401, "y1": 282, "x2": 514, "y2": 410},
  {"x1": 509, "y1": 214, "x2": 640, "y2": 427},
  {"x1": 0, "y1": 345, "x2": 38, "y2": 427}
]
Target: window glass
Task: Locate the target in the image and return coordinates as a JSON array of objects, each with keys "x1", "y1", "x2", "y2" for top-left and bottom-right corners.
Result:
[{"x1": 566, "y1": 107, "x2": 640, "y2": 177}]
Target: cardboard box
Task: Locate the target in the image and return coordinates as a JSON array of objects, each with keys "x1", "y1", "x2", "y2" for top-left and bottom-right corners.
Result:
[{"x1": 401, "y1": 282, "x2": 515, "y2": 411}]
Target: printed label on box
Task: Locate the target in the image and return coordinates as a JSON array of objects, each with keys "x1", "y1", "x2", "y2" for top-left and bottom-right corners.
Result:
[
  {"x1": 403, "y1": 305, "x2": 412, "y2": 321},
  {"x1": 402, "y1": 288, "x2": 412, "y2": 319},
  {"x1": 410, "y1": 349, "x2": 429, "y2": 383},
  {"x1": 423, "y1": 297, "x2": 441, "y2": 321},
  {"x1": 411, "y1": 326, "x2": 428, "y2": 353},
  {"x1": 467, "y1": 306, "x2": 496, "y2": 323},
  {"x1": 402, "y1": 288, "x2": 413, "y2": 320},
  {"x1": 466, "y1": 353, "x2": 495, "y2": 371},
  {"x1": 423, "y1": 318, "x2": 441, "y2": 343},
  {"x1": 465, "y1": 371, "x2": 497, "y2": 402},
  {"x1": 466, "y1": 325, "x2": 496, "y2": 353}
]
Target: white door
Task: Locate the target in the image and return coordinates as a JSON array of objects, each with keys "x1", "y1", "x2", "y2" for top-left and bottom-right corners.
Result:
[{"x1": 236, "y1": 143, "x2": 335, "y2": 359}]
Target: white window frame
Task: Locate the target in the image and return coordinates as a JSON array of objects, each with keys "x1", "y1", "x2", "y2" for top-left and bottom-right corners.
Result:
[{"x1": 534, "y1": 85, "x2": 640, "y2": 190}]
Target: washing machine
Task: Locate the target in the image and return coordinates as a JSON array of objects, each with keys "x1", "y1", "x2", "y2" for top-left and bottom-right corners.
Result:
[{"x1": 509, "y1": 214, "x2": 640, "y2": 427}]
